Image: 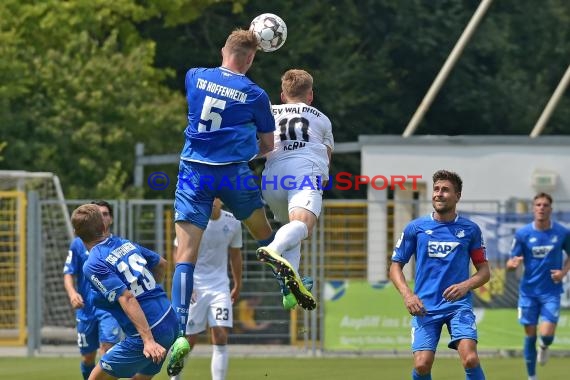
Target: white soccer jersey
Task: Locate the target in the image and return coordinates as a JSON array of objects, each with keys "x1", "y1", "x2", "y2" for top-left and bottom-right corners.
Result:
[
  {"x1": 192, "y1": 210, "x2": 242, "y2": 292},
  {"x1": 266, "y1": 102, "x2": 334, "y2": 178}
]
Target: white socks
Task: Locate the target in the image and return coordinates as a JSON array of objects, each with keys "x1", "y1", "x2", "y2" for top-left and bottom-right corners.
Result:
[
  {"x1": 282, "y1": 243, "x2": 301, "y2": 273},
  {"x1": 211, "y1": 344, "x2": 228, "y2": 380},
  {"x1": 269, "y1": 220, "x2": 308, "y2": 257}
]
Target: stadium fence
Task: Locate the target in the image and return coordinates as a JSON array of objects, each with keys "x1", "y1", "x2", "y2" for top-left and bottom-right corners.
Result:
[{"x1": 1, "y1": 184, "x2": 570, "y2": 356}]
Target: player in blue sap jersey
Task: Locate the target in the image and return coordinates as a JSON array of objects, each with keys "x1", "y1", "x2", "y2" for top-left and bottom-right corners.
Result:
[
  {"x1": 171, "y1": 28, "x2": 276, "y2": 375},
  {"x1": 63, "y1": 201, "x2": 121, "y2": 380},
  {"x1": 506, "y1": 193, "x2": 570, "y2": 380},
  {"x1": 390, "y1": 170, "x2": 490, "y2": 380},
  {"x1": 72, "y1": 204, "x2": 179, "y2": 380}
]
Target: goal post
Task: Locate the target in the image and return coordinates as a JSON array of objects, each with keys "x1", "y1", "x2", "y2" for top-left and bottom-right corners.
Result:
[
  {"x1": 0, "y1": 171, "x2": 75, "y2": 352},
  {"x1": 0, "y1": 190, "x2": 27, "y2": 345}
]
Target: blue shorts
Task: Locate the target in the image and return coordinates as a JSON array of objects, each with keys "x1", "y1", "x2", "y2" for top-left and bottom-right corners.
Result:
[
  {"x1": 174, "y1": 160, "x2": 264, "y2": 228},
  {"x1": 99, "y1": 308, "x2": 179, "y2": 378},
  {"x1": 77, "y1": 309, "x2": 121, "y2": 355},
  {"x1": 518, "y1": 294, "x2": 561, "y2": 325},
  {"x1": 411, "y1": 308, "x2": 478, "y2": 352}
]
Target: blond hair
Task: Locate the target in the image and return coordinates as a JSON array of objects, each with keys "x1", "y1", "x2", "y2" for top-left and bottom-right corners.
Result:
[
  {"x1": 281, "y1": 69, "x2": 313, "y2": 101},
  {"x1": 224, "y1": 29, "x2": 259, "y2": 58},
  {"x1": 71, "y1": 204, "x2": 105, "y2": 244}
]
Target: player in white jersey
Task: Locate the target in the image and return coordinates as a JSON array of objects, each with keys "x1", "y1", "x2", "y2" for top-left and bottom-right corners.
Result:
[
  {"x1": 257, "y1": 69, "x2": 334, "y2": 310},
  {"x1": 171, "y1": 198, "x2": 242, "y2": 380}
]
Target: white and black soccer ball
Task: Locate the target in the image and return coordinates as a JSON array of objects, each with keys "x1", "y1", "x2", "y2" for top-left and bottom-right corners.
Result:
[{"x1": 249, "y1": 13, "x2": 287, "y2": 52}]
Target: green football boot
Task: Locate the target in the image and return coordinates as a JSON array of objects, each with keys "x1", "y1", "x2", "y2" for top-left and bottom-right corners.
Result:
[
  {"x1": 282, "y1": 276, "x2": 314, "y2": 310},
  {"x1": 257, "y1": 246, "x2": 317, "y2": 310},
  {"x1": 166, "y1": 336, "x2": 191, "y2": 377}
]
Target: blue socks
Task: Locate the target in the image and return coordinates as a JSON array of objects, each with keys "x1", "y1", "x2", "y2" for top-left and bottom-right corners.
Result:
[
  {"x1": 80, "y1": 362, "x2": 95, "y2": 380},
  {"x1": 524, "y1": 335, "x2": 537, "y2": 376},
  {"x1": 412, "y1": 369, "x2": 432, "y2": 379},
  {"x1": 465, "y1": 365, "x2": 485, "y2": 379},
  {"x1": 171, "y1": 262, "x2": 195, "y2": 333}
]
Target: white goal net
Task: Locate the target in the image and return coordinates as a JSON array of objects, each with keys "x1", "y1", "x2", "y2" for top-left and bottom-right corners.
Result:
[{"x1": 0, "y1": 171, "x2": 75, "y2": 345}]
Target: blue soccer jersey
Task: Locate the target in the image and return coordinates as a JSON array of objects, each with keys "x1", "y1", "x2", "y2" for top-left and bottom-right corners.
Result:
[
  {"x1": 83, "y1": 236, "x2": 172, "y2": 337},
  {"x1": 392, "y1": 213, "x2": 487, "y2": 314},
  {"x1": 510, "y1": 222, "x2": 570, "y2": 298},
  {"x1": 181, "y1": 66, "x2": 276, "y2": 164},
  {"x1": 63, "y1": 237, "x2": 97, "y2": 320}
]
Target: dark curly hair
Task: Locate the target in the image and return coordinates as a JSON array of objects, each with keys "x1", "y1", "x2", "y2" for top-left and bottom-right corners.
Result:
[{"x1": 432, "y1": 170, "x2": 463, "y2": 193}]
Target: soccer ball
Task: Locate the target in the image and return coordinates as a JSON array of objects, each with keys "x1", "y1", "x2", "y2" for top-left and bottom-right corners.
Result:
[{"x1": 249, "y1": 13, "x2": 287, "y2": 52}]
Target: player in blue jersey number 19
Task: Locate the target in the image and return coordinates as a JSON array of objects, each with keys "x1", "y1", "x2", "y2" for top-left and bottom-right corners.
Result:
[
  {"x1": 506, "y1": 192, "x2": 570, "y2": 380},
  {"x1": 390, "y1": 170, "x2": 490, "y2": 380},
  {"x1": 72, "y1": 204, "x2": 179, "y2": 380}
]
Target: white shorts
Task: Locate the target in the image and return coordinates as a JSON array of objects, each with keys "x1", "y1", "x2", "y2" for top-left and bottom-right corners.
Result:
[
  {"x1": 262, "y1": 159, "x2": 324, "y2": 223},
  {"x1": 185, "y1": 290, "x2": 233, "y2": 335}
]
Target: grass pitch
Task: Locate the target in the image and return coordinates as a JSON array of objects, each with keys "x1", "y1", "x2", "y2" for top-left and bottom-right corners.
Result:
[{"x1": 1, "y1": 356, "x2": 568, "y2": 379}]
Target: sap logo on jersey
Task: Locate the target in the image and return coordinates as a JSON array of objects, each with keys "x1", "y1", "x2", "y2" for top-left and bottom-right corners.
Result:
[
  {"x1": 532, "y1": 245, "x2": 553, "y2": 258},
  {"x1": 427, "y1": 241, "x2": 460, "y2": 258}
]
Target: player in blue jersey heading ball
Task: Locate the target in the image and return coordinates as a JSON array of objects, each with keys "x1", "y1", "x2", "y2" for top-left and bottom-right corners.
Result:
[
  {"x1": 170, "y1": 28, "x2": 279, "y2": 376},
  {"x1": 506, "y1": 192, "x2": 570, "y2": 380},
  {"x1": 390, "y1": 170, "x2": 490, "y2": 380},
  {"x1": 72, "y1": 204, "x2": 179, "y2": 380}
]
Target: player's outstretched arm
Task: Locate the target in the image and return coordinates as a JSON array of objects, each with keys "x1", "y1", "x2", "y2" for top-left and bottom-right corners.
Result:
[{"x1": 117, "y1": 289, "x2": 166, "y2": 363}]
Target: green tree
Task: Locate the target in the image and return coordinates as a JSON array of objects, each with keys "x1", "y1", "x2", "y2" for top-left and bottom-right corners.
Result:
[{"x1": 0, "y1": 0, "x2": 244, "y2": 198}]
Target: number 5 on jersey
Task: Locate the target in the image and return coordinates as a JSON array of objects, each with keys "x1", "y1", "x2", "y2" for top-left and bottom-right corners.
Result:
[{"x1": 199, "y1": 96, "x2": 226, "y2": 132}]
